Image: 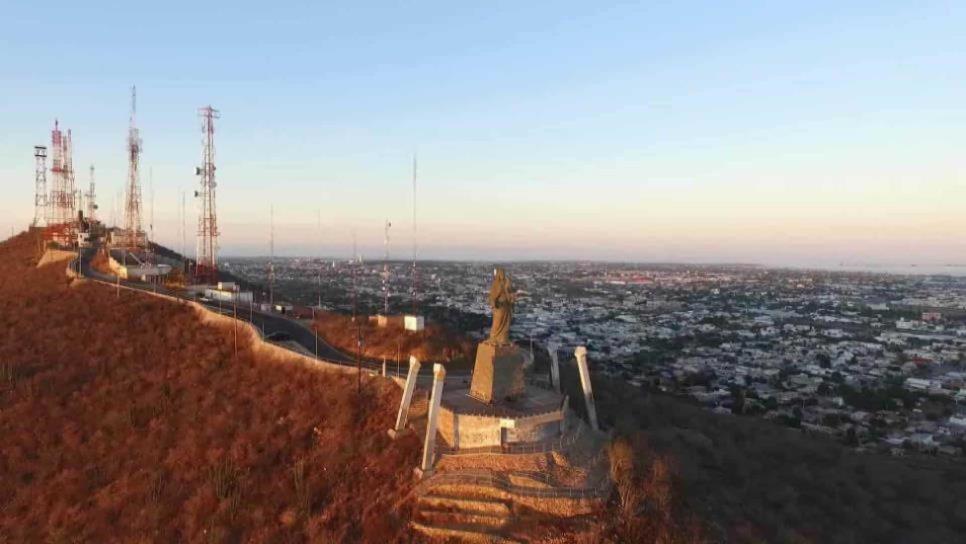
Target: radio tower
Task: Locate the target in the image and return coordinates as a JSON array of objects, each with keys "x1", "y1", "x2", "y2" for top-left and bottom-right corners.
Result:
[
  {"x1": 85, "y1": 165, "x2": 97, "y2": 221},
  {"x1": 268, "y1": 204, "x2": 275, "y2": 306},
  {"x1": 195, "y1": 105, "x2": 220, "y2": 284},
  {"x1": 32, "y1": 146, "x2": 48, "y2": 227},
  {"x1": 410, "y1": 153, "x2": 418, "y2": 315},
  {"x1": 383, "y1": 219, "x2": 392, "y2": 315},
  {"x1": 123, "y1": 86, "x2": 144, "y2": 247}
]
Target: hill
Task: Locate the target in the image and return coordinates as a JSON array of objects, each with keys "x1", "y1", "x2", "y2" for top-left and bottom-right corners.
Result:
[
  {"x1": 311, "y1": 312, "x2": 476, "y2": 371},
  {"x1": 558, "y1": 363, "x2": 966, "y2": 543},
  {"x1": 0, "y1": 230, "x2": 422, "y2": 542}
]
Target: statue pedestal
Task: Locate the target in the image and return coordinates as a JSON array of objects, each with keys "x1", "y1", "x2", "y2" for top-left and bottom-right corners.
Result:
[{"x1": 469, "y1": 340, "x2": 526, "y2": 404}]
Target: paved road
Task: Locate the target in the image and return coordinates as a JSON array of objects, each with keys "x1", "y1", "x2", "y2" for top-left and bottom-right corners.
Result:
[{"x1": 76, "y1": 248, "x2": 389, "y2": 373}]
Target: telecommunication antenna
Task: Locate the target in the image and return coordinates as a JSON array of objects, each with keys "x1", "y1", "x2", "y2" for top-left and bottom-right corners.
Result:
[
  {"x1": 180, "y1": 190, "x2": 186, "y2": 263},
  {"x1": 32, "y1": 146, "x2": 47, "y2": 227},
  {"x1": 383, "y1": 219, "x2": 392, "y2": 315},
  {"x1": 148, "y1": 167, "x2": 155, "y2": 263},
  {"x1": 411, "y1": 153, "x2": 418, "y2": 315},
  {"x1": 268, "y1": 204, "x2": 275, "y2": 307},
  {"x1": 124, "y1": 86, "x2": 144, "y2": 247},
  {"x1": 317, "y1": 208, "x2": 322, "y2": 310},
  {"x1": 195, "y1": 105, "x2": 220, "y2": 284},
  {"x1": 351, "y1": 229, "x2": 358, "y2": 322},
  {"x1": 86, "y1": 164, "x2": 97, "y2": 222}
]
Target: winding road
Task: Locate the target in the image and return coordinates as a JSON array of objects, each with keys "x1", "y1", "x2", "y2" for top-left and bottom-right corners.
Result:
[{"x1": 76, "y1": 248, "x2": 387, "y2": 372}]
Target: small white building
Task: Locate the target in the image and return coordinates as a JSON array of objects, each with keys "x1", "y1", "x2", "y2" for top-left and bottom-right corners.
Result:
[
  {"x1": 404, "y1": 314, "x2": 425, "y2": 332},
  {"x1": 204, "y1": 287, "x2": 253, "y2": 304}
]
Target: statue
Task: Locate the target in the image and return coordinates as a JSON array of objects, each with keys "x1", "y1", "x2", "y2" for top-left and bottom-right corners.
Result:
[
  {"x1": 470, "y1": 266, "x2": 525, "y2": 403},
  {"x1": 488, "y1": 267, "x2": 515, "y2": 345}
]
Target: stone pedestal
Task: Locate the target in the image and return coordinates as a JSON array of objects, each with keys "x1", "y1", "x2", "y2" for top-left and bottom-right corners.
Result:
[{"x1": 469, "y1": 340, "x2": 526, "y2": 404}]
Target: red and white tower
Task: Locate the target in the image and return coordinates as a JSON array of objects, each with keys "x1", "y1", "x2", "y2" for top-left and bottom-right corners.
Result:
[
  {"x1": 32, "y1": 146, "x2": 48, "y2": 227},
  {"x1": 195, "y1": 105, "x2": 220, "y2": 284},
  {"x1": 47, "y1": 120, "x2": 77, "y2": 245},
  {"x1": 123, "y1": 86, "x2": 144, "y2": 247}
]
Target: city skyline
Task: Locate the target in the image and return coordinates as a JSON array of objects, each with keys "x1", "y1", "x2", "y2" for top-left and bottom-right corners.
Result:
[{"x1": 2, "y1": 2, "x2": 965, "y2": 265}]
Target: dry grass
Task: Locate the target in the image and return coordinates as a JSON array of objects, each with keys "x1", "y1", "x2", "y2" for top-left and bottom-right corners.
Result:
[
  {"x1": 0, "y1": 229, "x2": 422, "y2": 543},
  {"x1": 312, "y1": 311, "x2": 476, "y2": 370}
]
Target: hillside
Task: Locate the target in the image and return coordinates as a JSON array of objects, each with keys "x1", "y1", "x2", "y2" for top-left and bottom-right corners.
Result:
[
  {"x1": 0, "y1": 231, "x2": 423, "y2": 542},
  {"x1": 311, "y1": 312, "x2": 477, "y2": 371},
  {"x1": 557, "y1": 362, "x2": 966, "y2": 543}
]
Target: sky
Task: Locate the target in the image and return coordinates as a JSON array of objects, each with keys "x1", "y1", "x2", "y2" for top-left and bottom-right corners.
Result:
[{"x1": 1, "y1": 1, "x2": 965, "y2": 266}]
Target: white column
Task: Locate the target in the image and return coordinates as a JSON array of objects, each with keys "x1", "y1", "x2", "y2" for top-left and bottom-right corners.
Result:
[
  {"x1": 389, "y1": 356, "x2": 421, "y2": 438},
  {"x1": 548, "y1": 341, "x2": 561, "y2": 394},
  {"x1": 419, "y1": 363, "x2": 447, "y2": 476},
  {"x1": 574, "y1": 346, "x2": 599, "y2": 431},
  {"x1": 381, "y1": 358, "x2": 387, "y2": 377}
]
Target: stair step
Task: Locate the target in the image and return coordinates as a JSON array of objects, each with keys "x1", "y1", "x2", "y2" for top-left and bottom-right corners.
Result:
[
  {"x1": 418, "y1": 493, "x2": 512, "y2": 516},
  {"x1": 417, "y1": 507, "x2": 510, "y2": 529},
  {"x1": 411, "y1": 521, "x2": 521, "y2": 544}
]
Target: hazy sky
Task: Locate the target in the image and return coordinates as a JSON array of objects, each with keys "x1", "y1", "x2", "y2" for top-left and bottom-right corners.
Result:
[{"x1": 2, "y1": 1, "x2": 965, "y2": 266}]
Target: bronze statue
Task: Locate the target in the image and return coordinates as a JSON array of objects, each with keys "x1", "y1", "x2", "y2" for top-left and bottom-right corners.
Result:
[{"x1": 488, "y1": 267, "x2": 515, "y2": 345}]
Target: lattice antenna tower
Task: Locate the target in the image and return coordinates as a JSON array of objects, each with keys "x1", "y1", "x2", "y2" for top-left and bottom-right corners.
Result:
[
  {"x1": 195, "y1": 105, "x2": 220, "y2": 284},
  {"x1": 383, "y1": 219, "x2": 392, "y2": 315},
  {"x1": 48, "y1": 121, "x2": 76, "y2": 229},
  {"x1": 86, "y1": 164, "x2": 97, "y2": 221},
  {"x1": 148, "y1": 167, "x2": 155, "y2": 263},
  {"x1": 49, "y1": 121, "x2": 64, "y2": 225},
  {"x1": 65, "y1": 130, "x2": 76, "y2": 219},
  {"x1": 33, "y1": 146, "x2": 48, "y2": 226},
  {"x1": 124, "y1": 86, "x2": 144, "y2": 247}
]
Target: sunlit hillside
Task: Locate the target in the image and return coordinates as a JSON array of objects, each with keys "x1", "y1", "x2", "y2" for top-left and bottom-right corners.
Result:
[{"x1": 0, "y1": 230, "x2": 421, "y2": 542}]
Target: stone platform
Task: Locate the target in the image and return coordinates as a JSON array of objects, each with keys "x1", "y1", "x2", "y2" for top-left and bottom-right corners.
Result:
[
  {"x1": 469, "y1": 341, "x2": 526, "y2": 403},
  {"x1": 438, "y1": 385, "x2": 566, "y2": 450}
]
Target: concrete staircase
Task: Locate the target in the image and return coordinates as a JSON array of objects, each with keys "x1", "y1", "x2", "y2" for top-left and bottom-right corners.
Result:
[{"x1": 412, "y1": 491, "x2": 519, "y2": 543}]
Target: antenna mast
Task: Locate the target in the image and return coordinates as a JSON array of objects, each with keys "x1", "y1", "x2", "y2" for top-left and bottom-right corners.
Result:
[
  {"x1": 383, "y1": 219, "x2": 391, "y2": 315},
  {"x1": 181, "y1": 190, "x2": 186, "y2": 264},
  {"x1": 33, "y1": 146, "x2": 47, "y2": 227},
  {"x1": 123, "y1": 86, "x2": 144, "y2": 248},
  {"x1": 411, "y1": 153, "x2": 418, "y2": 315},
  {"x1": 318, "y1": 209, "x2": 322, "y2": 310},
  {"x1": 195, "y1": 105, "x2": 220, "y2": 284},
  {"x1": 268, "y1": 204, "x2": 275, "y2": 307},
  {"x1": 86, "y1": 164, "x2": 97, "y2": 221},
  {"x1": 148, "y1": 167, "x2": 155, "y2": 262}
]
